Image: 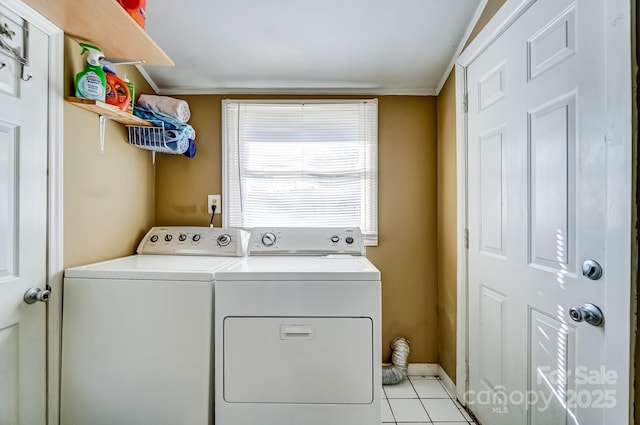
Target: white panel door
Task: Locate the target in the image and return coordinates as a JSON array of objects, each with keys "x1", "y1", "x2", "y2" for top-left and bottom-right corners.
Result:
[
  {"x1": 0, "y1": 5, "x2": 49, "y2": 425},
  {"x1": 466, "y1": 0, "x2": 627, "y2": 424}
]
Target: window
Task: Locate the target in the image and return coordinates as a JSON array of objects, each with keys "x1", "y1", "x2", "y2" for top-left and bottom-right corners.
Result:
[{"x1": 222, "y1": 99, "x2": 378, "y2": 245}]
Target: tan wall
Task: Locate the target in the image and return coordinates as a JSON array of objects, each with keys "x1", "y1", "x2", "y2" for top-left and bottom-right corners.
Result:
[
  {"x1": 372, "y1": 97, "x2": 438, "y2": 363},
  {"x1": 436, "y1": 0, "x2": 506, "y2": 382},
  {"x1": 436, "y1": 71, "x2": 458, "y2": 381},
  {"x1": 155, "y1": 95, "x2": 439, "y2": 362},
  {"x1": 63, "y1": 37, "x2": 156, "y2": 268},
  {"x1": 464, "y1": 0, "x2": 508, "y2": 50}
]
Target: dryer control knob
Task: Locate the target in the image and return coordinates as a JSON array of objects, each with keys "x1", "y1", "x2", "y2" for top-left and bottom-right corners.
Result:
[
  {"x1": 150, "y1": 235, "x2": 159, "y2": 243},
  {"x1": 193, "y1": 234, "x2": 201, "y2": 242},
  {"x1": 262, "y1": 233, "x2": 276, "y2": 247},
  {"x1": 165, "y1": 234, "x2": 173, "y2": 242},
  {"x1": 345, "y1": 236, "x2": 354, "y2": 244},
  {"x1": 331, "y1": 235, "x2": 340, "y2": 243},
  {"x1": 217, "y1": 234, "x2": 231, "y2": 247}
]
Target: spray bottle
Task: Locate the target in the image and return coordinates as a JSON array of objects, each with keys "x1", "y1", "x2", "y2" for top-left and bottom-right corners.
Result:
[{"x1": 75, "y1": 43, "x2": 107, "y2": 102}]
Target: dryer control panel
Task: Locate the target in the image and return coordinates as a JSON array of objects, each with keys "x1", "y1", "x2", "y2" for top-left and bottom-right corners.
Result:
[
  {"x1": 249, "y1": 227, "x2": 365, "y2": 256},
  {"x1": 137, "y1": 226, "x2": 249, "y2": 256}
]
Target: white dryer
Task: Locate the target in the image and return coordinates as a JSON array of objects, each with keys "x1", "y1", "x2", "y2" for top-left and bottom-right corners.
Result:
[
  {"x1": 214, "y1": 227, "x2": 381, "y2": 425},
  {"x1": 61, "y1": 226, "x2": 248, "y2": 425}
]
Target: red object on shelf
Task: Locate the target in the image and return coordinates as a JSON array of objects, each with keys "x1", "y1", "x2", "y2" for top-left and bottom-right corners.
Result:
[
  {"x1": 119, "y1": 0, "x2": 141, "y2": 8},
  {"x1": 118, "y1": 0, "x2": 146, "y2": 29},
  {"x1": 105, "y1": 72, "x2": 131, "y2": 112}
]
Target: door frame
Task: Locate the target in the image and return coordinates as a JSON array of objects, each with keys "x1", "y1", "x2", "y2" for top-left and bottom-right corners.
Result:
[
  {"x1": 454, "y1": 0, "x2": 635, "y2": 423},
  {"x1": 2, "y1": 1, "x2": 64, "y2": 424}
]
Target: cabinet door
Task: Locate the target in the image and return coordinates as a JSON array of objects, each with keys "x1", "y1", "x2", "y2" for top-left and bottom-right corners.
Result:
[{"x1": 224, "y1": 317, "x2": 373, "y2": 404}]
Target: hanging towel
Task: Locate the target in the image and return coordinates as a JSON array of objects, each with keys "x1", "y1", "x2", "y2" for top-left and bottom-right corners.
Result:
[{"x1": 137, "y1": 94, "x2": 191, "y2": 123}]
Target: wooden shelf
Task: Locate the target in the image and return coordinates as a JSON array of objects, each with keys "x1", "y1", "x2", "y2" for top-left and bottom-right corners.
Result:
[
  {"x1": 67, "y1": 97, "x2": 152, "y2": 126},
  {"x1": 24, "y1": 0, "x2": 174, "y2": 66}
]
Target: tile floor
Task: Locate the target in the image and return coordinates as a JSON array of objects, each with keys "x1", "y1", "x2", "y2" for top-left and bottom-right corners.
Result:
[{"x1": 382, "y1": 376, "x2": 477, "y2": 424}]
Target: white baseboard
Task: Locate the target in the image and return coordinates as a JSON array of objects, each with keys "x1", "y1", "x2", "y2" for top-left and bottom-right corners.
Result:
[
  {"x1": 406, "y1": 363, "x2": 440, "y2": 376},
  {"x1": 400, "y1": 363, "x2": 458, "y2": 401},
  {"x1": 438, "y1": 366, "x2": 457, "y2": 399}
]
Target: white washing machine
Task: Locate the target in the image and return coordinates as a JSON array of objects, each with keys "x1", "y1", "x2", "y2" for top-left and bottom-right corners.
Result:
[
  {"x1": 61, "y1": 226, "x2": 248, "y2": 425},
  {"x1": 214, "y1": 227, "x2": 381, "y2": 425}
]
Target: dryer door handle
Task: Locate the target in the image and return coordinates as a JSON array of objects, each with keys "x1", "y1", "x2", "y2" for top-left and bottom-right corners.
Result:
[{"x1": 280, "y1": 325, "x2": 314, "y2": 340}]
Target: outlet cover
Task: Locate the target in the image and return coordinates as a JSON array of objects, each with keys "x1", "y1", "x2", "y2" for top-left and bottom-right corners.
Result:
[{"x1": 208, "y1": 195, "x2": 221, "y2": 214}]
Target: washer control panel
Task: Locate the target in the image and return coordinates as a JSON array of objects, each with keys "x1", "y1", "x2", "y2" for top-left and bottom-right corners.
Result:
[
  {"x1": 249, "y1": 227, "x2": 365, "y2": 256},
  {"x1": 137, "y1": 227, "x2": 249, "y2": 256}
]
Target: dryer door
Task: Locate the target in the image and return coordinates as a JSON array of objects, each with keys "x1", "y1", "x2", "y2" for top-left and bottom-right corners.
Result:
[{"x1": 223, "y1": 316, "x2": 373, "y2": 404}]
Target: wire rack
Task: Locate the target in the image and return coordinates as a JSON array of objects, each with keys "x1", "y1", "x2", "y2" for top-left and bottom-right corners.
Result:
[{"x1": 126, "y1": 121, "x2": 186, "y2": 154}]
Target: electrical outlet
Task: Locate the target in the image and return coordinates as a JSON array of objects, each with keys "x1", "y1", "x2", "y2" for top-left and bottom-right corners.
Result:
[{"x1": 208, "y1": 195, "x2": 221, "y2": 214}]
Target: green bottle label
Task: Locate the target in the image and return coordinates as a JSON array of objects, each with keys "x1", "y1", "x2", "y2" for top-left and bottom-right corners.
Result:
[{"x1": 78, "y1": 71, "x2": 105, "y2": 101}]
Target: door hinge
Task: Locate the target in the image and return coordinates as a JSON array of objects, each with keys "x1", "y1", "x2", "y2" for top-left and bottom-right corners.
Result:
[
  {"x1": 463, "y1": 93, "x2": 468, "y2": 113},
  {"x1": 464, "y1": 228, "x2": 469, "y2": 249}
]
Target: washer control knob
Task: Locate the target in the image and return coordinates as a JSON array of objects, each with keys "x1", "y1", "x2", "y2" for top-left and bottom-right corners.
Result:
[
  {"x1": 331, "y1": 235, "x2": 340, "y2": 243},
  {"x1": 345, "y1": 236, "x2": 354, "y2": 244},
  {"x1": 165, "y1": 234, "x2": 173, "y2": 242},
  {"x1": 217, "y1": 234, "x2": 232, "y2": 247},
  {"x1": 150, "y1": 235, "x2": 159, "y2": 243},
  {"x1": 262, "y1": 233, "x2": 276, "y2": 247},
  {"x1": 193, "y1": 234, "x2": 201, "y2": 242},
  {"x1": 178, "y1": 234, "x2": 187, "y2": 242}
]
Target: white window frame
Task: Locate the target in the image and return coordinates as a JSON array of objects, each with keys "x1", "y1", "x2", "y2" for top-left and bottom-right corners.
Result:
[{"x1": 221, "y1": 99, "x2": 378, "y2": 245}]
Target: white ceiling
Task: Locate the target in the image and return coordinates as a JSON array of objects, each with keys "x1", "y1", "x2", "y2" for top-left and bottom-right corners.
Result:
[{"x1": 140, "y1": 0, "x2": 482, "y2": 95}]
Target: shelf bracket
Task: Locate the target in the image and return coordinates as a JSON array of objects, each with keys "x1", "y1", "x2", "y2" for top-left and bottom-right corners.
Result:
[
  {"x1": 103, "y1": 58, "x2": 145, "y2": 66},
  {"x1": 98, "y1": 115, "x2": 116, "y2": 154}
]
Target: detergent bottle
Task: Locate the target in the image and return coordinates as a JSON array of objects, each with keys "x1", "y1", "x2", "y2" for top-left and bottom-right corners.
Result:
[
  {"x1": 103, "y1": 65, "x2": 130, "y2": 112},
  {"x1": 117, "y1": 0, "x2": 146, "y2": 28},
  {"x1": 75, "y1": 43, "x2": 106, "y2": 102},
  {"x1": 122, "y1": 74, "x2": 135, "y2": 114}
]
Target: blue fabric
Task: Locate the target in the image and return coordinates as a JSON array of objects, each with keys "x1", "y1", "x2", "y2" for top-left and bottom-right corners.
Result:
[
  {"x1": 128, "y1": 127, "x2": 189, "y2": 154},
  {"x1": 133, "y1": 105, "x2": 195, "y2": 155},
  {"x1": 162, "y1": 129, "x2": 190, "y2": 154},
  {"x1": 183, "y1": 139, "x2": 197, "y2": 158}
]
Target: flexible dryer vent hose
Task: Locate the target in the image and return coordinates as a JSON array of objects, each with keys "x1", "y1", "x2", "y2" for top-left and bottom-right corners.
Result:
[{"x1": 382, "y1": 337, "x2": 410, "y2": 385}]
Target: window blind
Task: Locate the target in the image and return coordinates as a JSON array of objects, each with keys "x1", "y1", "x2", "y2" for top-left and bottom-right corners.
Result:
[{"x1": 223, "y1": 100, "x2": 378, "y2": 245}]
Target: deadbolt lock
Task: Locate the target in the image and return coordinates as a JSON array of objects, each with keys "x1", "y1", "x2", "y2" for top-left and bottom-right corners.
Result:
[{"x1": 581, "y1": 259, "x2": 603, "y2": 280}]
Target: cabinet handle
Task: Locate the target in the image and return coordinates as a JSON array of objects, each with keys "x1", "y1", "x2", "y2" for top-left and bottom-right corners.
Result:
[{"x1": 280, "y1": 325, "x2": 314, "y2": 339}]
